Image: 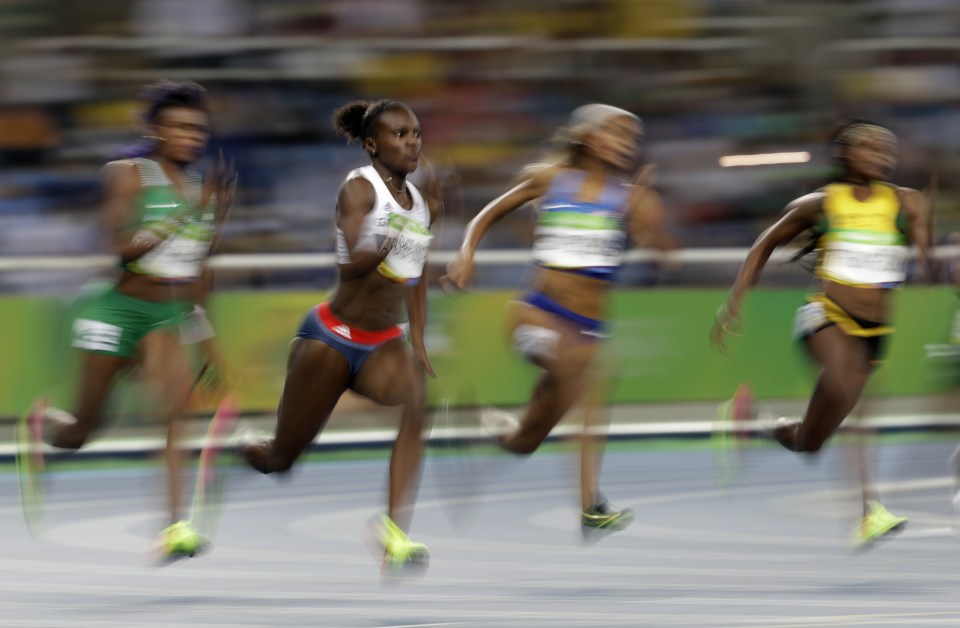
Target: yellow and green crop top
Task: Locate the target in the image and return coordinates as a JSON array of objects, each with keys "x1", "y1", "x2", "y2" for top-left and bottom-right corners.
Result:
[{"x1": 815, "y1": 181, "x2": 909, "y2": 289}]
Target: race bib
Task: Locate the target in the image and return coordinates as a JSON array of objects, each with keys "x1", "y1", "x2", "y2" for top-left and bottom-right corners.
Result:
[
  {"x1": 133, "y1": 221, "x2": 213, "y2": 281},
  {"x1": 532, "y1": 226, "x2": 627, "y2": 269},
  {"x1": 377, "y1": 214, "x2": 432, "y2": 283},
  {"x1": 378, "y1": 229, "x2": 433, "y2": 282},
  {"x1": 532, "y1": 211, "x2": 626, "y2": 270},
  {"x1": 820, "y1": 240, "x2": 907, "y2": 287},
  {"x1": 136, "y1": 235, "x2": 211, "y2": 280}
]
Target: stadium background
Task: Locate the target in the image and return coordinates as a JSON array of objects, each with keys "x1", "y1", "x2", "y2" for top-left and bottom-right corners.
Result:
[{"x1": 1, "y1": 0, "x2": 958, "y2": 421}]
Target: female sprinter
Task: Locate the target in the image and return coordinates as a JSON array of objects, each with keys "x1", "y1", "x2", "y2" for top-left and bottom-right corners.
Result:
[
  {"x1": 711, "y1": 120, "x2": 932, "y2": 550},
  {"x1": 443, "y1": 104, "x2": 676, "y2": 543},
  {"x1": 239, "y1": 99, "x2": 441, "y2": 574},
  {"x1": 17, "y1": 80, "x2": 235, "y2": 560}
]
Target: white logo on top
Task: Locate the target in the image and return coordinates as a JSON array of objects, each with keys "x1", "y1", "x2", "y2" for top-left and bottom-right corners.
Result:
[{"x1": 332, "y1": 324, "x2": 352, "y2": 340}]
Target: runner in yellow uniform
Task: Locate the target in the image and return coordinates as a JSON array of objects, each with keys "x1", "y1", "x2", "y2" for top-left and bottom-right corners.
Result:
[{"x1": 712, "y1": 120, "x2": 932, "y2": 550}]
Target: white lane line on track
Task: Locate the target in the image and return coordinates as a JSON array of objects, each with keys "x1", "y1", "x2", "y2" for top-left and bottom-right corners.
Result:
[
  {"x1": 0, "y1": 460, "x2": 821, "y2": 518},
  {"x1": 377, "y1": 624, "x2": 474, "y2": 628},
  {"x1": 11, "y1": 456, "x2": 950, "y2": 548},
  {"x1": 768, "y1": 476, "x2": 960, "y2": 531},
  {"x1": 745, "y1": 611, "x2": 960, "y2": 627},
  {"x1": 3, "y1": 586, "x2": 960, "y2": 623},
  {"x1": 34, "y1": 468, "x2": 960, "y2": 576},
  {"x1": 2, "y1": 600, "x2": 959, "y2": 628},
  {"x1": 16, "y1": 538, "x2": 960, "y2": 591},
  {"x1": 1, "y1": 411, "x2": 957, "y2": 457},
  {"x1": 5, "y1": 446, "x2": 960, "y2": 627},
  {"x1": 20, "y1": 458, "x2": 951, "y2": 560}
]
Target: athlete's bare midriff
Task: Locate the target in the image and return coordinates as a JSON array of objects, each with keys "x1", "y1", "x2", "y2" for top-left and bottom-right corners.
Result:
[
  {"x1": 330, "y1": 271, "x2": 411, "y2": 331},
  {"x1": 115, "y1": 270, "x2": 200, "y2": 303},
  {"x1": 531, "y1": 266, "x2": 612, "y2": 321},
  {"x1": 823, "y1": 280, "x2": 890, "y2": 323}
]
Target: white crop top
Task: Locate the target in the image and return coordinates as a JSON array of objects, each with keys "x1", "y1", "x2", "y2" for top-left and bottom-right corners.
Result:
[{"x1": 335, "y1": 165, "x2": 432, "y2": 284}]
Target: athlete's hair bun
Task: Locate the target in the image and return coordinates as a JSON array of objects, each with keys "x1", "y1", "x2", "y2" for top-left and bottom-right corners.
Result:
[
  {"x1": 332, "y1": 101, "x2": 372, "y2": 143},
  {"x1": 332, "y1": 99, "x2": 413, "y2": 148}
]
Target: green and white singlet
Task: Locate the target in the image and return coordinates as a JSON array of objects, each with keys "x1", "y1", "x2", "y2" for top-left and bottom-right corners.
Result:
[{"x1": 124, "y1": 157, "x2": 216, "y2": 283}]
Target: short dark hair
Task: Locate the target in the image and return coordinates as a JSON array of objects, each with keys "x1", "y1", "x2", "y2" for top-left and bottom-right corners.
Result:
[{"x1": 139, "y1": 80, "x2": 209, "y2": 124}]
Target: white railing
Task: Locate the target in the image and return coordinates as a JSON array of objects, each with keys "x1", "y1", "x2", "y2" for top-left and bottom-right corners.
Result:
[
  {"x1": 0, "y1": 246, "x2": 955, "y2": 272},
  {"x1": 17, "y1": 35, "x2": 764, "y2": 54}
]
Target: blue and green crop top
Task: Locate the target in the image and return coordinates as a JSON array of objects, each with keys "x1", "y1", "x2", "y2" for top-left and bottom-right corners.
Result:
[{"x1": 531, "y1": 169, "x2": 631, "y2": 281}]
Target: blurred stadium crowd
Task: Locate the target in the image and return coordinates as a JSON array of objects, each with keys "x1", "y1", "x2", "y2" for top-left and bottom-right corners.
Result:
[{"x1": 2, "y1": 0, "x2": 959, "y2": 291}]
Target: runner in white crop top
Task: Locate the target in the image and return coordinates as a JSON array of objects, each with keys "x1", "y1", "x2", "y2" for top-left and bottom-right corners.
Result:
[
  {"x1": 240, "y1": 99, "x2": 442, "y2": 575},
  {"x1": 337, "y1": 164, "x2": 432, "y2": 285}
]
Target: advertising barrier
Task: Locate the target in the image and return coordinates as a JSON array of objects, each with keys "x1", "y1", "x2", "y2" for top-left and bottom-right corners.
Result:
[{"x1": 0, "y1": 287, "x2": 954, "y2": 418}]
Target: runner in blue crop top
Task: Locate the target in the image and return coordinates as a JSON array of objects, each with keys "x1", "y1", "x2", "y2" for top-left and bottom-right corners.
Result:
[{"x1": 443, "y1": 103, "x2": 677, "y2": 543}]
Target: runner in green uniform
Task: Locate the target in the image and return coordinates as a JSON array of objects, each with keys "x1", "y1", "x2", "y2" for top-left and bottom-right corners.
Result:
[{"x1": 16, "y1": 81, "x2": 235, "y2": 561}]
